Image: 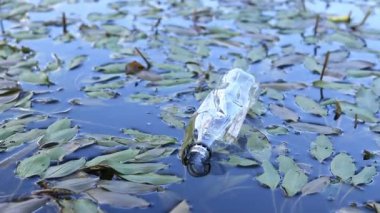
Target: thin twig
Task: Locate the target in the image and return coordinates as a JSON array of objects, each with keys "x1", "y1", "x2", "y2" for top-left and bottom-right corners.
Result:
[
  {"x1": 135, "y1": 47, "x2": 151, "y2": 70},
  {"x1": 351, "y1": 9, "x2": 371, "y2": 30},
  {"x1": 62, "y1": 12, "x2": 67, "y2": 34},
  {"x1": 320, "y1": 51, "x2": 330, "y2": 81},
  {"x1": 334, "y1": 101, "x2": 342, "y2": 120},
  {"x1": 300, "y1": 0, "x2": 306, "y2": 11},
  {"x1": 314, "y1": 14, "x2": 320, "y2": 37}
]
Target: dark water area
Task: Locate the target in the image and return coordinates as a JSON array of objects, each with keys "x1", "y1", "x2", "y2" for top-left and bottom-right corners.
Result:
[{"x1": 1, "y1": 0, "x2": 380, "y2": 212}]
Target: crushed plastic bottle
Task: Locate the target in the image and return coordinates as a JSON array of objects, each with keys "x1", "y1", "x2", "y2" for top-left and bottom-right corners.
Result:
[{"x1": 180, "y1": 68, "x2": 260, "y2": 177}]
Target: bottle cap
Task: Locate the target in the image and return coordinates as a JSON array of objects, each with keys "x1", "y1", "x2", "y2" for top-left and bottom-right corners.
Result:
[{"x1": 184, "y1": 143, "x2": 211, "y2": 177}]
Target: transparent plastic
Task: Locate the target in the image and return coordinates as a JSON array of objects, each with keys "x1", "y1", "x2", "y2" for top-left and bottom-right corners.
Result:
[{"x1": 181, "y1": 68, "x2": 260, "y2": 176}]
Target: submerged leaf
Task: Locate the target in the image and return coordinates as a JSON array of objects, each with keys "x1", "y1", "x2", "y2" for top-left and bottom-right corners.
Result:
[
  {"x1": 98, "y1": 180, "x2": 161, "y2": 195},
  {"x1": 301, "y1": 176, "x2": 330, "y2": 196},
  {"x1": 246, "y1": 130, "x2": 272, "y2": 162},
  {"x1": 69, "y1": 55, "x2": 87, "y2": 70}
]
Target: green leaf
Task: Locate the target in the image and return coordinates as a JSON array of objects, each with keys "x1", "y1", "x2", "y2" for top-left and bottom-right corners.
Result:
[
  {"x1": 330, "y1": 153, "x2": 356, "y2": 181},
  {"x1": 43, "y1": 158, "x2": 86, "y2": 179},
  {"x1": 256, "y1": 160, "x2": 280, "y2": 190},
  {"x1": 281, "y1": 169, "x2": 308, "y2": 197},
  {"x1": 351, "y1": 166, "x2": 377, "y2": 186},
  {"x1": 269, "y1": 104, "x2": 299, "y2": 122},
  {"x1": 19, "y1": 71, "x2": 51, "y2": 85},
  {"x1": 356, "y1": 88, "x2": 379, "y2": 114},
  {"x1": 295, "y1": 95, "x2": 327, "y2": 116},
  {"x1": 109, "y1": 162, "x2": 168, "y2": 175},
  {"x1": 339, "y1": 101, "x2": 378, "y2": 123},
  {"x1": 0, "y1": 197, "x2": 49, "y2": 213},
  {"x1": 59, "y1": 198, "x2": 101, "y2": 213},
  {"x1": 98, "y1": 180, "x2": 161, "y2": 195},
  {"x1": 246, "y1": 130, "x2": 272, "y2": 162},
  {"x1": 132, "y1": 147, "x2": 176, "y2": 162},
  {"x1": 310, "y1": 135, "x2": 333, "y2": 163},
  {"x1": 313, "y1": 80, "x2": 358, "y2": 94},
  {"x1": 120, "y1": 173, "x2": 182, "y2": 185},
  {"x1": 288, "y1": 122, "x2": 342, "y2": 135},
  {"x1": 95, "y1": 63, "x2": 125, "y2": 74},
  {"x1": 247, "y1": 45, "x2": 267, "y2": 63},
  {"x1": 266, "y1": 125, "x2": 288, "y2": 135},
  {"x1": 122, "y1": 129, "x2": 177, "y2": 146},
  {"x1": 277, "y1": 155, "x2": 300, "y2": 174},
  {"x1": 1, "y1": 129, "x2": 45, "y2": 151},
  {"x1": 324, "y1": 32, "x2": 365, "y2": 49},
  {"x1": 52, "y1": 177, "x2": 98, "y2": 193},
  {"x1": 264, "y1": 88, "x2": 284, "y2": 100},
  {"x1": 223, "y1": 155, "x2": 259, "y2": 167},
  {"x1": 86, "y1": 188, "x2": 149, "y2": 209},
  {"x1": 16, "y1": 153, "x2": 50, "y2": 178},
  {"x1": 86, "y1": 149, "x2": 140, "y2": 167},
  {"x1": 69, "y1": 55, "x2": 87, "y2": 70}
]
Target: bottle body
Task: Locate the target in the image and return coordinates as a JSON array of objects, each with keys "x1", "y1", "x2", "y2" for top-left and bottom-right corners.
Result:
[{"x1": 181, "y1": 68, "x2": 259, "y2": 176}]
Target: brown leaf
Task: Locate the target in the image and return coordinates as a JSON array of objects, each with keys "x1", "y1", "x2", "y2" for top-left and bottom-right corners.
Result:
[{"x1": 125, "y1": 61, "x2": 145, "y2": 74}]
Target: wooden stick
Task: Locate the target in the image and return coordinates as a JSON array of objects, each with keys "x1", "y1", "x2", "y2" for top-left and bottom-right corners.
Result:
[
  {"x1": 62, "y1": 12, "x2": 67, "y2": 34},
  {"x1": 135, "y1": 47, "x2": 151, "y2": 70},
  {"x1": 320, "y1": 51, "x2": 330, "y2": 81},
  {"x1": 354, "y1": 114, "x2": 358, "y2": 129}
]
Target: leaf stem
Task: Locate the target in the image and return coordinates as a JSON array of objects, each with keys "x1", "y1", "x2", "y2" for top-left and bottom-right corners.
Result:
[
  {"x1": 320, "y1": 51, "x2": 330, "y2": 81},
  {"x1": 135, "y1": 47, "x2": 151, "y2": 70},
  {"x1": 352, "y1": 9, "x2": 371, "y2": 30},
  {"x1": 314, "y1": 14, "x2": 320, "y2": 37},
  {"x1": 62, "y1": 12, "x2": 67, "y2": 34}
]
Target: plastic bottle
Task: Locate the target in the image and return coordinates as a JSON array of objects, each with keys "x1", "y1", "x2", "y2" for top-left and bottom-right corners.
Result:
[{"x1": 180, "y1": 68, "x2": 260, "y2": 177}]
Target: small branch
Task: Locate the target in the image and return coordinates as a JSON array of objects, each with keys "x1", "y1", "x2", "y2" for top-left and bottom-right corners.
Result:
[
  {"x1": 320, "y1": 51, "x2": 330, "y2": 81},
  {"x1": 135, "y1": 47, "x2": 151, "y2": 70},
  {"x1": 319, "y1": 88, "x2": 324, "y2": 101},
  {"x1": 314, "y1": 14, "x2": 320, "y2": 37},
  {"x1": 351, "y1": 9, "x2": 371, "y2": 30},
  {"x1": 62, "y1": 12, "x2": 67, "y2": 34}
]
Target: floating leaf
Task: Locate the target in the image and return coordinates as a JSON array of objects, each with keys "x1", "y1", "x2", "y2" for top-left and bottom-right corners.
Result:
[
  {"x1": 351, "y1": 166, "x2": 377, "y2": 186},
  {"x1": 288, "y1": 122, "x2": 342, "y2": 135},
  {"x1": 258, "y1": 82, "x2": 307, "y2": 91},
  {"x1": 356, "y1": 88, "x2": 379, "y2": 114},
  {"x1": 301, "y1": 176, "x2": 330, "y2": 196},
  {"x1": 86, "y1": 188, "x2": 149, "y2": 209},
  {"x1": 121, "y1": 173, "x2": 182, "y2": 185},
  {"x1": 277, "y1": 155, "x2": 300, "y2": 174},
  {"x1": 69, "y1": 55, "x2": 87, "y2": 70},
  {"x1": 247, "y1": 45, "x2": 267, "y2": 63},
  {"x1": 310, "y1": 135, "x2": 333, "y2": 163},
  {"x1": 330, "y1": 153, "x2": 356, "y2": 181},
  {"x1": 339, "y1": 102, "x2": 378, "y2": 123},
  {"x1": 43, "y1": 158, "x2": 86, "y2": 179},
  {"x1": 19, "y1": 71, "x2": 51, "y2": 85},
  {"x1": 98, "y1": 180, "x2": 161, "y2": 195},
  {"x1": 52, "y1": 177, "x2": 98, "y2": 193},
  {"x1": 59, "y1": 198, "x2": 100, "y2": 213},
  {"x1": 266, "y1": 125, "x2": 288, "y2": 135},
  {"x1": 256, "y1": 160, "x2": 280, "y2": 190},
  {"x1": 264, "y1": 88, "x2": 283, "y2": 100},
  {"x1": 0, "y1": 197, "x2": 49, "y2": 213},
  {"x1": 95, "y1": 63, "x2": 125, "y2": 74},
  {"x1": 223, "y1": 155, "x2": 259, "y2": 167},
  {"x1": 281, "y1": 169, "x2": 308, "y2": 197},
  {"x1": 16, "y1": 153, "x2": 50, "y2": 178},
  {"x1": 109, "y1": 162, "x2": 168, "y2": 175},
  {"x1": 295, "y1": 95, "x2": 327, "y2": 116},
  {"x1": 269, "y1": 104, "x2": 299, "y2": 122},
  {"x1": 122, "y1": 129, "x2": 177, "y2": 146},
  {"x1": 273, "y1": 54, "x2": 305, "y2": 68},
  {"x1": 85, "y1": 149, "x2": 140, "y2": 167}
]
